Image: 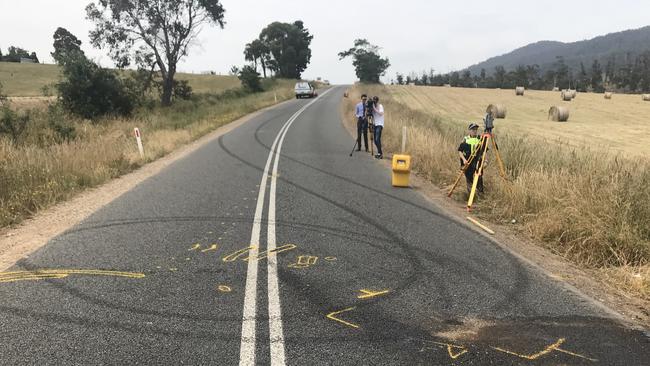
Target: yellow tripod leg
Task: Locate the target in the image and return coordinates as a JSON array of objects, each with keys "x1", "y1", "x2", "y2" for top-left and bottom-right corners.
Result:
[
  {"x1": 467, "y1": 134, "x2": 490, "y2": 210},
  {"x1": 467, "y1": 171, "x2": 480, "y2": 210},
  {"x1": 490, "y1": 136, "x2": 507, "y2": 179}
]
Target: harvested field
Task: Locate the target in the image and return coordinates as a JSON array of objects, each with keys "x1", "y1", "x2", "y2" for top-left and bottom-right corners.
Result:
[{"x1": 389, "y1": 85, "x2": 650, "y2": 157}]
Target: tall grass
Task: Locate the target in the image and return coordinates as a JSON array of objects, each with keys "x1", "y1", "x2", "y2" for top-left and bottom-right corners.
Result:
[
  {"x1": 0, "y1": 80, "x2": 295, "y2": 227},
  {"x1": 345, "y1": 85, "x2": 650, "y2": 299}
]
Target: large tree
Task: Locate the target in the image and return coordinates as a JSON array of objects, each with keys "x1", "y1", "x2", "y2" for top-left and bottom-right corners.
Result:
[
  {"x1": 51, "y1": 27, "x2": 84, "y2": 64},
  {"x1": 86, "y1": 0, "x2": 226, "y2": 106},
  {"x1": 244, "y1": 39, "x2": 270, "y2": 78},
  {"x1": 338, "y1": 39, "x2": 390, "y2": 83},
  {"x1": 258, "y1": 21, "x2": 312, "y2": 79}
]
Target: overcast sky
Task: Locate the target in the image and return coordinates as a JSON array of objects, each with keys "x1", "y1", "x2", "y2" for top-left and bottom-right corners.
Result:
[{"x1": 2, "y1": 0, "x2": 650, "y2": 84}]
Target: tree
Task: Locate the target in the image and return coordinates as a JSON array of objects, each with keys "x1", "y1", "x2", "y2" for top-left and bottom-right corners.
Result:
[
  {"x1": 244, "y1": 39, "x2": 270, "y2": 78},
  {"x1": 56, "y1": 52, "x2": 134, "y2": 119},
  {"x1": 494, "y1": 66, "x2": 506, "y2": 88},
  {"x1": 591, "y1": 59, "x2": 604, "y2": 93},
  {"x1": 259, "y1": 21, "x2": 313, "y2": 79},
  {"x1": 338, "y1": 39, "x2": 390, "y2": 83},
  {"x1": 395, "y1": 73, "x2": 404, "y2": 85},
  {"x1": 577, "y1": 62, "x2": 588, "y2": 92},
  {"x1": 86, "y1": 0, "x2": 226, "y2": 106},
  {"x1": 51, "y1": 27, "x2": 84, "y2": 64},
  {"x1": 552, "y1": 56, "x2": 570, "y2": 89},
  {"x1": 2, "y1": 46, "x2": 36, "y2": 62},
  {"x1": 238, "y1": 65, "x2": 263, "y2": 92}
]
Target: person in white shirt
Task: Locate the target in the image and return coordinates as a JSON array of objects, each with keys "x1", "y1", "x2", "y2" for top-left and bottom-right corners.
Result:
[{"x1": 371, "y1": 96, "x2": 385, "y2": 159}]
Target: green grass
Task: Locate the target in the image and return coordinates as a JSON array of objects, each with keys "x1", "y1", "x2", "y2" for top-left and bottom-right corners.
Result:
[{"x1": 0, "y1": 62, "x2": 241, "y2": 96}]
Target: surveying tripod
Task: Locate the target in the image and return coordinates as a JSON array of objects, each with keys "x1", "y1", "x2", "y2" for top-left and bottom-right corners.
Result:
[{"x1": 447, "y1": 131, "x2": 508, "y2": 211}]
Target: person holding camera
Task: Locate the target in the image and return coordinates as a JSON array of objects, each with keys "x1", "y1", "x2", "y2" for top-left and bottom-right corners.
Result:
[
  {"x1": 355, "y1": 94, "x2": 369, "y2": 151},
  {"x1": 458, "y1": 123, "x2": 484, "y2": 193},
  {"x1": 371, "y1": 96, "x2": 385, "y2": 159}
]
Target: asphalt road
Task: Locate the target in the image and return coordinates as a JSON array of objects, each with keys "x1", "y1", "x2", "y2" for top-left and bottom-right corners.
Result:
[{"x1": 0, "y1": 86, "x2": 648, "y2": 365}]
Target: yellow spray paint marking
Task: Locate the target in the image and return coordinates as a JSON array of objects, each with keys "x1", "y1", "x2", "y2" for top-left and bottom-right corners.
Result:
[
  {"x1": 218, "y1": 285, "x2": 232, "y2": 293},
  {"x1": 287, "y1": 255, "x2": 318, "y2": 269},
  {"x1": 427, "y1": 341, "x2": 469, "y2": 360},
  {"x1": 357, "y1": 289, "x2": 390, "y2": 299},
  {"x1": 222, "y1": 246, "x2": 257, "y2": 262},
  {"x1": 490, "y1": 338, "x2": 595, "y2": 361},
  {"x1": 249, "y1": 244, "x2": 297, "y2": 261},
  {"x1": 201, "y1": 244, "x2": 219, "y2": 253},
  {"x1": 188, "y1": 244, "x2": 201, "y2": 251},
  {"x1": 324, "y1": 257, "x2": 337, "y2": 261},
  {"x1": 326, "y1": 307, "x2": 359, "y2": 329},
  {"x1": 555, "y1": 347, "x2": 598, "y2": 362},
  {"x1": 0, "y1": 269, "x2": 145, "y2": 284}
]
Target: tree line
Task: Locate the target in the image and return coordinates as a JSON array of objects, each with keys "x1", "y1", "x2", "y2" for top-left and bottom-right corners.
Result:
[
  {"x1": 0, "y1": 46, "x2": 39, "y2": 63},
  {"x1": 396, "y1": 53, "x2": 650, "y2": 93}
]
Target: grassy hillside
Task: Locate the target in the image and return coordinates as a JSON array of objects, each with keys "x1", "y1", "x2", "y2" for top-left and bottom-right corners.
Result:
[
  {"x1": 389, "y1": 85, "x2": 650, "y2": 157},
  {"x1": 0, "y1": 62, "x2": 241, "y2": 96}
]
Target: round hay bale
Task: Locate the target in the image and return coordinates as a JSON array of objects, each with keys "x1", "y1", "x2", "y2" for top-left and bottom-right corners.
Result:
[
  {"x1": 604, "y1": 92, "x2": 613, "y2": 99},
  {"x1": 548, "y1": 106, "x2": 570, "y2": 122},
  {"x1": 561, "y1": 91, "x2": 572, "y2": 101},
  {"x1": 486, "y1": 104, "x2": 507, "y2": 119},
  {"x1": 642, "y1": 94, "x2": 650, "y2": 101},
  {"x1": 552, "y1": 87, "x2": 560, "y2": 91},
  {"x1": 515, "y1": 86, "x2": 525, "y2": 96},
  {"x1": 569, "y1": 89, "x2": 577, "y2": 99},
  {"x1": 444, "y1": 84, "x2": 452, "y2": 88}
]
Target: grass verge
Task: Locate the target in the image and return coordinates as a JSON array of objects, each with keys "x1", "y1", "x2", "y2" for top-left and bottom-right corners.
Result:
[
  {"x1": 343, "y1": 84, "x2": 649, "y2": 302},
  {"x1": 0, "y1": 79, "x2": 295, "y2": 228}
]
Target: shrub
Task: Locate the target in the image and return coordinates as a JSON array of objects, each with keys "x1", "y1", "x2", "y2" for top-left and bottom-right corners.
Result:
[
  {"x1": 47, "y1": 104, "x2": 76, "y2": 143},
  {"x1": 238, "y1": 66, "x2": 263, "y2": 92},
  {"x1": 0, "y1": 106, "x2": 30, "y2": 143},
  {"x1": 56, "y1": 54, "x2": 134, "y2": 119}
]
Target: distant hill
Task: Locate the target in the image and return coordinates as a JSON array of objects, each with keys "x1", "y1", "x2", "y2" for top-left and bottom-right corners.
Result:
[{"x1": 466, "y1": 26, "x2": 650, "y2": 75}]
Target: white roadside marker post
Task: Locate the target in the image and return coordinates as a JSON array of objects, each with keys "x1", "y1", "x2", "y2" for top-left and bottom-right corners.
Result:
[
  {"x1": 274, "y1": 92, "x2": 278, "y2": 103},
  {"x1": 134, "y1": 127, "x2": 144, "y2": 158},
  {"x1": 401, "y1": 126, "x2": 407, "y2": 153}
]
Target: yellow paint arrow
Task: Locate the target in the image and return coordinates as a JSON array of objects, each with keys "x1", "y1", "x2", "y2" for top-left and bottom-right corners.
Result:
[
  {"x1": 357, "y1": 289, "x2": 390, "y2": 299},
  {"x1": 326, "y1": 307, "x2": 359, "y2": 329},
  {"x1": 490, "y1": 338, "x2": 597, "y2": 361},
  {"x1": 429, "y1": 341, "x2": 468, "y2": 360}
]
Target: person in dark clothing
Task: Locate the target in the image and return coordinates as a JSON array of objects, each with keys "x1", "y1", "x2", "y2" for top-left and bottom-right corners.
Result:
[
  {"x1": 458, "y1": 123, "x2": 484, "y2": 193},
  {"x1": 354, "y1": 94, "x2": 369, "y2": 151}
]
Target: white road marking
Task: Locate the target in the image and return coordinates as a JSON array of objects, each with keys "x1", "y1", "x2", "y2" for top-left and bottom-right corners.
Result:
[{"x1": 239, "y1": 89, "x2": 332, "y2": 366}]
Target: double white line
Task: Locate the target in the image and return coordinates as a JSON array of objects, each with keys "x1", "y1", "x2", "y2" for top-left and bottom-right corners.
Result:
[{"x1": 239, "y1": 89, "x2": 332, "y2": 366}]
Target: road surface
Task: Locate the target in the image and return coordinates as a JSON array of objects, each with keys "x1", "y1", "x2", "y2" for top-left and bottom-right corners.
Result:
[{"x1": 0, "y1": 86, "x2": 647, "y2": 365}]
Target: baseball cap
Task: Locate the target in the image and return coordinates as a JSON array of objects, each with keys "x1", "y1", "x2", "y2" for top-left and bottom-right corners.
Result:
[{"x1": 468, "y1": 123, "x2": 479, "y2": 130}]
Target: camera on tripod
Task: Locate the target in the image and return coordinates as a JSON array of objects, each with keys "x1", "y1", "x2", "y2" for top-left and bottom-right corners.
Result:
[
  {"x1": 483, "y1": 111, "x2": 495, "y2": 133},
  {"x1": 365, "y1": 97, "x2": 376, "y2": 117}
]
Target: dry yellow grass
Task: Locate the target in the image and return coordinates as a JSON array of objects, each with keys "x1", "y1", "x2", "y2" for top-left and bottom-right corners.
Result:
[
  {"x1": 343, "y1": 84, "x2": 650, "y2": 301},
  {"x1": 389, "y1": 85, "x2": 650, "y2": 157},
  {"x1": 0, "y1": 80, "x2": 295, "y2": 228}
]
